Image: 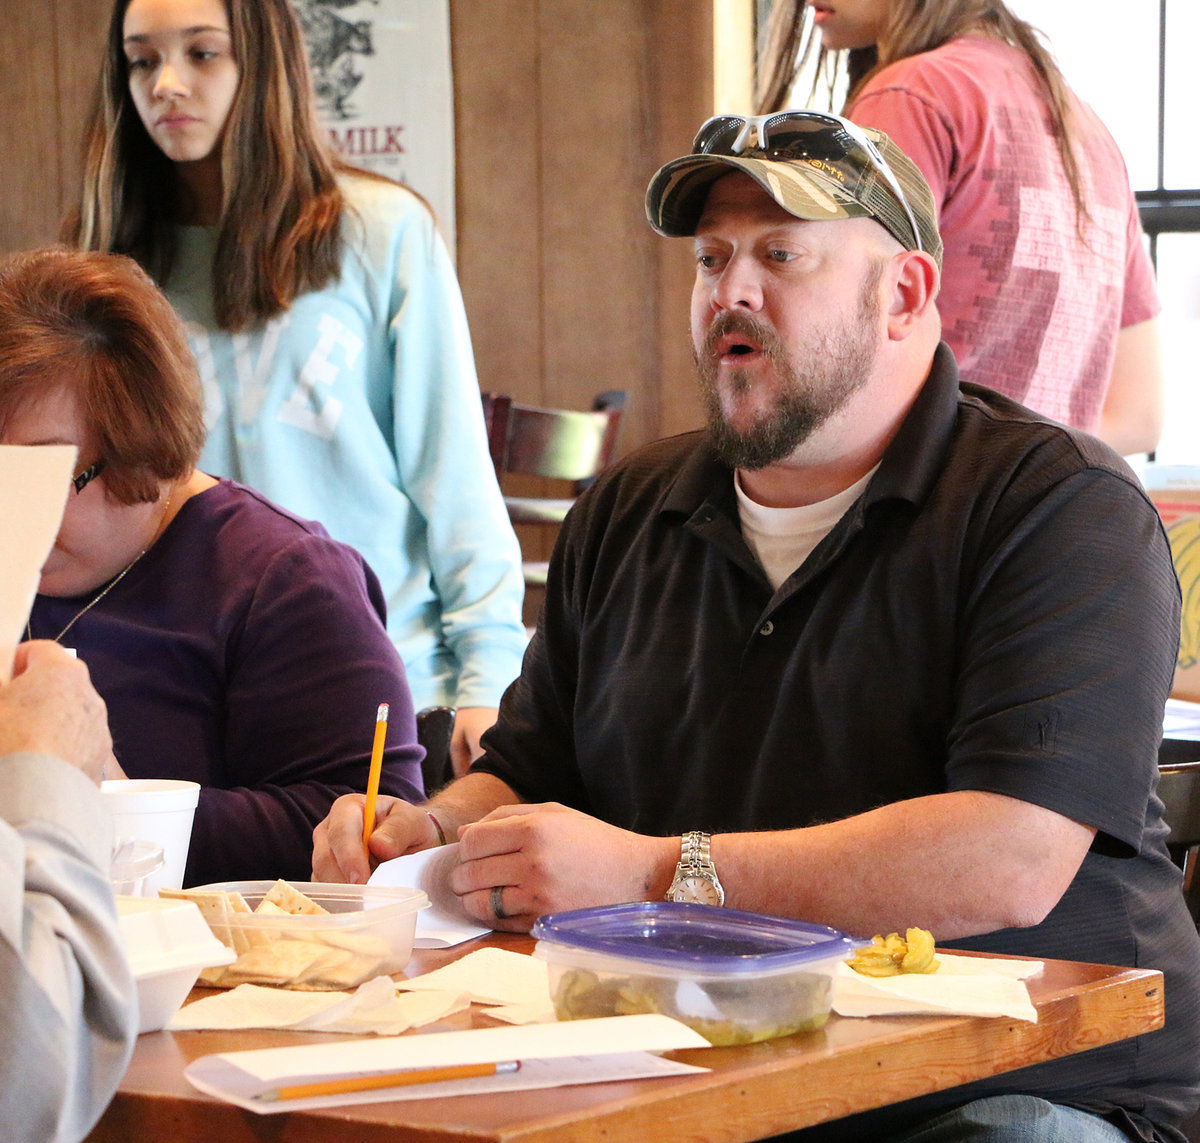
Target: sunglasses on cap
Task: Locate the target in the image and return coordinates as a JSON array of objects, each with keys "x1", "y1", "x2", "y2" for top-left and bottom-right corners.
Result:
[{"x1": 691, "y1": 110, "x2": 923, "y2": 253}]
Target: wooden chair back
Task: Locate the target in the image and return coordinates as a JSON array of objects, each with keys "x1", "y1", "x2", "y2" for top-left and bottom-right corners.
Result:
[
  {"x1": 416, "y1": 706, "x2": 456, "y2": 794},
  {"x1": 482, "y1": 391, "x2": 625, "y2": 517},
  {"x1": 481, "y1": 392, "x2": 626, "y2": 589}
]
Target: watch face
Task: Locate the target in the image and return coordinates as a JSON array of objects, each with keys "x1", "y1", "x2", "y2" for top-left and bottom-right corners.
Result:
[{"x1": 675, "y1": 876, "x2": 722, "y2": 906}]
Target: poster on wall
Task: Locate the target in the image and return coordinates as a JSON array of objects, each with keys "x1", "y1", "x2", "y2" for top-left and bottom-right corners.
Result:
[{"x1": 290, "y1": 0, "x2": 456, "y2": 248}]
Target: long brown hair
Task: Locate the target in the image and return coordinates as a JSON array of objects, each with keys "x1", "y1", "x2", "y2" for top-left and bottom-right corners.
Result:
[
  {"x1": 791, "y1": 0, "x2": 1088, "y2": 231},
  {"x1": 66, "y1": 0, "x2": 357, "y2": 332}
]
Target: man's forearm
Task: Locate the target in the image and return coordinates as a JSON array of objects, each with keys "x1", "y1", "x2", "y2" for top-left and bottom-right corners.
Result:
[{"x1": 709, "y1": 790, "x2": 1094, "y2": 939}]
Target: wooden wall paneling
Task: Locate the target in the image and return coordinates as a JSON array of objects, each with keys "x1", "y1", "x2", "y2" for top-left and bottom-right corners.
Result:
[
  {"x1": 0, "y1": 6, "x2": 60, "y2": 252},
  {"x1": 55, "y1": 0, "x2": 112, "y2": 233},
  {"x1": 0, "y1": 0, "x2": 109, "y2": 255},
  {"x1": 450, "y1": 0, "x2": 543, "y2": 405},
  {"x1": 649, "y1": 1, "x2": 713, "y2": 442},
  {"x1": 0, "y1": 5, "x2": 68, "y2": 252},
  {"x1": 451, "y1": 0, "x2": 715, "y2": 618},
  {"x1": 450, "y1": 0, "x2": 550, "y2": 608},
  {"x1": 455, "y1": 0, "x2": 714, "y2": 454},
  {"x1": 536, "y1": 0, "x2": 659, "y2": 450}
]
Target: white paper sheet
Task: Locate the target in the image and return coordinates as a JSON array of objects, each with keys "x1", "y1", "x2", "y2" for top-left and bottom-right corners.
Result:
[
  {"x1": 184, "y1": 1013, "x2": 711, "y2": 1113},
  {"x1": 368, "y1": 843, "x2": 492, "y2": 946},
  {"x1": 0, "y1": 445, "x2": 76, "y2": 682}
]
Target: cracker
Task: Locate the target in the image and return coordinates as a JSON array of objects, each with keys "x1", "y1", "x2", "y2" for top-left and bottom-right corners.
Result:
[
  {"x1": 260, "y1": 879, "x2": 328, "y2": 916},
  {"x1": 197, "y1": 964, "x2": 231, "y2": 987},
  {"x1": 220, "y1": 939, "x2": 331, "y2": 987},
  {"x1": 293, "y1": 946, "x2": 368, "y2": 991},
  {"x1": 159, "y1": 886, "x2": 255, "y2": 953},
  {"x1": 315, "y1": 929, "x2": 391, "y2": 959}
]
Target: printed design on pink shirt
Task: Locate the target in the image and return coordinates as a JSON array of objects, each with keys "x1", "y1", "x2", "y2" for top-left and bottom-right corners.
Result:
[{"x1": 947, "y1": 105, "x2": 1122, "y2": 430}]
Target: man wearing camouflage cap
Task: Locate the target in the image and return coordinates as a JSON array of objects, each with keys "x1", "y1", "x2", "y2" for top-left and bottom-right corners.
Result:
[{"x1": 317, "y1": 111, "x2": 1200, "y2": 1143}]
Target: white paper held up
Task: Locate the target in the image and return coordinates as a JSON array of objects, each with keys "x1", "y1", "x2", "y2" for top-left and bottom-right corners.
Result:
[
  {"x1": 0, "y1": 445, "x2": 76, "y2": 682},
  {"x1": 368, "y1": 842, "x2": 492, "y2": 947}
]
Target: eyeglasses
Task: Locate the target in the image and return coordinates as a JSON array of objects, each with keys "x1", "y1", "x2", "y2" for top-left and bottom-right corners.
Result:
[
  {"x1": 72, "y1": 459, "x2": 106, "y2": 494},
  {"x1": 690, "y1": 111, "x2": 923, "y2": 253}
]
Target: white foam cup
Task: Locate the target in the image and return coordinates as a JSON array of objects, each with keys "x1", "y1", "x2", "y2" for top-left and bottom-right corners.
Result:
[{"x1": 101, "y1": 779, "x2": 200, "y2": 894}]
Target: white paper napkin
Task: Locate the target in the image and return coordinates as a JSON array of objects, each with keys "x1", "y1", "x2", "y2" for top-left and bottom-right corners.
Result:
[
  {"x1": 167, "y1": 975, "x2": 470, "y2": 1034},
  {"x1": 479, "y1": 999, "x2": 558, "y2": 1025},
  {"x1": 396, "y1": 946, "x2": 552, "y2": 1008},
  {"x1": 170, "y1": 947, "x2": 558, "y2": 1033},
  {"x1": 832, "y1": 953, "x2": 1042, "y2": 1021}
]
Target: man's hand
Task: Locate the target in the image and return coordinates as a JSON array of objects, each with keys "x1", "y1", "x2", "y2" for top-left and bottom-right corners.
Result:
[
  {"x1": 312, "y1": 793, "x2": 440, "y2": 884},
  {"x1": 448, "y1": 706, "x2": 497, "y2": 778},
  {"x1": 0, "y1": 642, "x2": 111, "y2": 784},
  {"x1": 450, "y1": 803, "x2": 677, "y2": 932}
]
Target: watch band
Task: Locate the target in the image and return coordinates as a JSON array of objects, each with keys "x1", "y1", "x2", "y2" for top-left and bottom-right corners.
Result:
[
  {"x1": 666, "y1": 830, "x2": 725, "y2": 905},
  {"x1": 682, "y1": 830, "x2": 712, "y2": 872}
]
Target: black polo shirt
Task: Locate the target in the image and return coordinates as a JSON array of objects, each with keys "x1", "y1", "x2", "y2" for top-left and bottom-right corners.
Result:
[{"x1": 477, "y1": 344, "x2": 1200, "y2": 1138}]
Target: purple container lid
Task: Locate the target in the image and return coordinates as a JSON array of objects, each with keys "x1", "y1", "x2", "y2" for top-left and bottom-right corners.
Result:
[{"x1": 531, "y1": 901, "x2": 859, "y2": 973}]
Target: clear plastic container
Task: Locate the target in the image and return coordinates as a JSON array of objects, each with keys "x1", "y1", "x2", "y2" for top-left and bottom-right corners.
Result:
[
  {"x1": 182, "y1": 880, "x2": 430, "y2": 990},
  {"x1": 110, "y1": 839, "x2": 165, "y2": 896},
  {"x1": 532, "y1": 902, "x2": 859, "y2": 1045}
]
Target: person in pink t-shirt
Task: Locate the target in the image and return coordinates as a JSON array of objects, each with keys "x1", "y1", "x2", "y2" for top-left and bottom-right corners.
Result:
[{"x1": 797, "y1": 0, "x2": 1162, "y2": 455}]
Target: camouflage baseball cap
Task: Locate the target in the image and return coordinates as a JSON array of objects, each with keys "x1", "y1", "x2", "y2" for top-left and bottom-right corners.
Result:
[{"x1": 646, "y1": 111, "x2": 942, "y2": 268}]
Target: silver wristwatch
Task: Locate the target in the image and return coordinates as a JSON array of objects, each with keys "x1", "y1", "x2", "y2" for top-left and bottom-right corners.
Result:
[{"x1": 666, "y1": 831, "x2": 725, "y2": 906}]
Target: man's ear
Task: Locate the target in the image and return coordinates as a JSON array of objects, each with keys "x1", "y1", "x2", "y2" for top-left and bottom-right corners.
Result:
[{"x1": 885, "y1": 250, "x2": 940, "y2": 341}]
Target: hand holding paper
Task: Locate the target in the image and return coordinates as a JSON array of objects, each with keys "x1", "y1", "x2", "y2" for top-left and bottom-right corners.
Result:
[{"x1": 0, "y1": 643, "x2": 113, "y2": 783}]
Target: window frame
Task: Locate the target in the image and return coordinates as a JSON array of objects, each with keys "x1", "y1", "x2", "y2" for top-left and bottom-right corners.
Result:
[{"x1": 1136, "y1": 0, "x2": 1200, "y2": 251}]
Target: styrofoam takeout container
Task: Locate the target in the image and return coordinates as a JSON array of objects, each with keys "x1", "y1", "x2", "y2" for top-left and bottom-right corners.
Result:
[
  {"x1": 187, "y1": 881, "x2": 430, "y2": 990},
  {"x1": 532, "y1": 902, "x2": 860, "y2": 1045},
  {"x1": 116, "y1": 896, "x2": 237, "y2": 1033}
]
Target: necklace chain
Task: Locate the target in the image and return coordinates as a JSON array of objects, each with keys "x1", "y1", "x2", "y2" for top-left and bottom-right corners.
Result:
[
  {"x1": 33, "y1": 549, "x2": 149, "y2": 644},
  {"x1": 27, "y1": 488, "x2": 174, "y2": 645}
]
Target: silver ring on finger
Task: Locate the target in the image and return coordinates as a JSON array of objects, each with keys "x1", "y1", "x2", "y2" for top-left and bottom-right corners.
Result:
[{"x1": 490, "y1": 884, "x2": 510, "y2": 921}]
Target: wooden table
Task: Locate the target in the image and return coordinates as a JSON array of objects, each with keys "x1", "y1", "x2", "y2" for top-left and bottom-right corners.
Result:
[{"x1": 87, "y1": 934, "x2": 1164, "y2": 1143}]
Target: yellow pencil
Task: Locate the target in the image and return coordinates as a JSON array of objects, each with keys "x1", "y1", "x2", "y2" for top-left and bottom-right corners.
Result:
[
  {"x1": 255, "y1": 1059, "x2": 520, "y2": 1102},
  {"x1": 362, "y1": 702, "x2": 389, "y2": 860}
]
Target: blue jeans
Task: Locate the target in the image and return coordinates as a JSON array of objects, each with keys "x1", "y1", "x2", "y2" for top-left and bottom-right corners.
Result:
[{"x1": 878, "y1": 1095, "x2": 1133, "y2": 1143}]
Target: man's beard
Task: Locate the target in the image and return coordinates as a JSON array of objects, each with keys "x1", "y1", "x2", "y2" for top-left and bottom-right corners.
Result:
[{"x1": 694, "y1": 271, "x2": 881, "y2": 471}]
